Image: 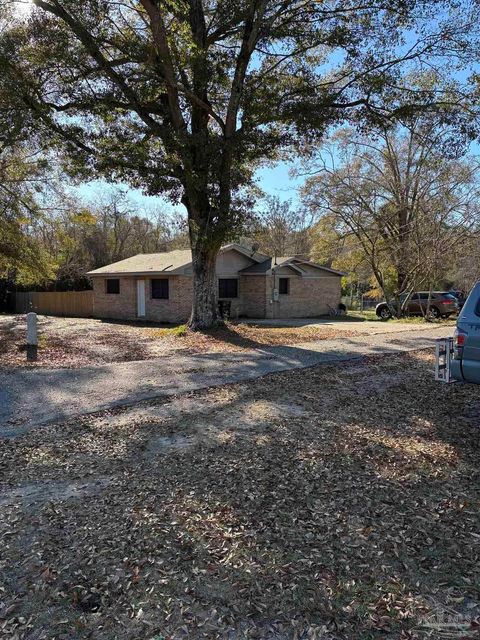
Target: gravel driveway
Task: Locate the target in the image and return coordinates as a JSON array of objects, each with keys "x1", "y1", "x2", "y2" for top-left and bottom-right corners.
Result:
[
  {"x1": 0, "y1": 313, "x2": 455, "y2": 368},
  {"x1": 0, "y1": 325, "x2": 453, "y2": 435}
]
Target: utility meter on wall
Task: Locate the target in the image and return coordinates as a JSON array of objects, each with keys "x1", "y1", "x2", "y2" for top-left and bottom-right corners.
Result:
[{"x1": 273, "y1": 288, "x2": 279, "y2": 301}]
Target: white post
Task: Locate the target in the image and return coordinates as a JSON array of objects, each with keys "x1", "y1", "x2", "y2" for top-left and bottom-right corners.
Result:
[
  {"x1": 434, "y1": 339, "x2": 441, "y2": 381},
  {"x1": 26, "y1": 312, "x2": 38, "y2": 361},
  {"x1": 27, "y1": 312, "x2": 38, "y2": 345},
  {"x1": 435, "y1": 337, "x2": 455, "y2": 383}
]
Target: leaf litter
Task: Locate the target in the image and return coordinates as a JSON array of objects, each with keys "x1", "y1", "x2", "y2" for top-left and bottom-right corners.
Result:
[
  {"x1": 0, "y1": 315, "x2": 363, "y2": 370},
  {"x1": 0, "y1": 350, "x2": 479, "y2": 639}
]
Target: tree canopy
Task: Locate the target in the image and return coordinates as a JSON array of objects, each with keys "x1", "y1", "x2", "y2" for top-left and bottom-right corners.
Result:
[{"x1": 303, "y1": 122, "x2": 480, "y2": 310}]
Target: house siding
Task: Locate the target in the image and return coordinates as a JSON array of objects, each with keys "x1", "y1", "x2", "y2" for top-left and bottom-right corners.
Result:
[{"x1": 216, "y1": 251, "x2": 254, "y2": 274}]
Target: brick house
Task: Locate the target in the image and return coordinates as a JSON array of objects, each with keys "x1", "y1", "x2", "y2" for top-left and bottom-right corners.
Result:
[{"x1": 87, "y1": 243, "x2": 344, "y2": 322}]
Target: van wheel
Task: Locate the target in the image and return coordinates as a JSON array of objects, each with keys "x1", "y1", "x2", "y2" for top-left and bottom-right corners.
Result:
[{"x1": 378, "y1": 306, "x2": 392, "y2": 319}]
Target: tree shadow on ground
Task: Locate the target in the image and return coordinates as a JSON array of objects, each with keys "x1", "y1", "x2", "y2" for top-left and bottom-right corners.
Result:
[
  {"x1": 1, "y1": 351, "x2": 479, "y2": 639},
  {"x1": 99, "y1": 317, "x2": 175, "y2": 329},
  {"x1": 0, "y1": 330, "x2": 437, "y2": 434}
]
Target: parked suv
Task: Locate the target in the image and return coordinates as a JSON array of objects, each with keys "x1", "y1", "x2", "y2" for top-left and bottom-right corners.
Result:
[
  {"x1": 446, "y1": 290, "x2": 467, "y2": 309},
  {"x1": 375, "y1": 292, "x2": 458, "y2": 319},
  {"x1": 451, "y1": 282, "x2": 480, "y2": 383}
]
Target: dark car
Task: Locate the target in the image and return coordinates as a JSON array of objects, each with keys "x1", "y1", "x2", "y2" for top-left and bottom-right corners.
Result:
[
  {"x1": 375, "y1": 291, "x2": 458, "y2": 319},
  {"x1": 446, "y1": 289, "x2": 467, "y2": 309}
]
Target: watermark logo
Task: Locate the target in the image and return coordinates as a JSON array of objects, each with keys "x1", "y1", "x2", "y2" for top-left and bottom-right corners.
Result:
[{"x1": 417, "y1": 612, "x2": 480, "y2": 638}]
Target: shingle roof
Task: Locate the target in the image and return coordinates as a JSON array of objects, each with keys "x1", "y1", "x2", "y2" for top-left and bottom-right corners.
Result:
[
  {"x1": 86, "y1": 243, "x2": 269, "y2": 276},
  {"x1": 240, "y1": 257, "x2": 344, "y2": 276},
  {"x1": 87, "y1": 245, "x2": 344, "y2": 277},
  {"x1": 87, "y1": 250, "x2": 193, "y2": 276},
  {"x1": 239, "y1": 257, "x2": 293, "y2": 274}
]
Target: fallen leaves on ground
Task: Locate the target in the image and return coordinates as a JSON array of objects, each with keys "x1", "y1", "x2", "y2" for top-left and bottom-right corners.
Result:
[
  {"x1": 0, "y1": 351, "x2": 479, "y2": 639},
  {"x1": 0, "y1": 315, "x2": 360, "y2": 369},
  {"x1": 147, "y1": 321, "x2": 359, "y2": 352},
  {"x1": 0, "y1": 315, "x2": 160, "y2": 369},
  {"x1": 142, "y1": 322, "x2": 362, "y2": 353}
]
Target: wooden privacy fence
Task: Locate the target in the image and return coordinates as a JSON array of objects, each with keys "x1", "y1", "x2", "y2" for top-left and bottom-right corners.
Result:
[{"x1": 15, "y1": 291, "x2": 94, "y2": 318}]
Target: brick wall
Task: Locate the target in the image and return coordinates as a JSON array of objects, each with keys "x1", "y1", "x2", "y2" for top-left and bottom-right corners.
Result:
[
  {"x1": 267, "y1": 274, "x2": 341, "y2": 318},
  {"x1": 145, "y1": 276, "x2": 193, "y2": 323},
  {"x1": 92, "y1": 276, "x2": 137, "y2": 320},
  {"x1": 92, "y1": 272, "x2": 341, "y2": 322},
  {"x1": 239, "y1": 275, "x2": 266, "y2": 318},
  {"x1": 92, "y1": 276, "x2": 194, "y2": 323},
  {"x1": 145, "y1": 275, "x2": 263, "y2": 322}
]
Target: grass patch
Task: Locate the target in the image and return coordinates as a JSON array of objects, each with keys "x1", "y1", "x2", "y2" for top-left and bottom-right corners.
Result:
[
  {"x1": 166, "y1": 323, "x2": 188, "y2": 337},
  {"x1": 151, "y1": 323, "x2": 188, "y2": 337},
  {"x1": 37, "y1": 335, "x2": 48, "y2": 348},
  {"x1": 337, "y1": 310, "x2": 381, "y2": 322}
]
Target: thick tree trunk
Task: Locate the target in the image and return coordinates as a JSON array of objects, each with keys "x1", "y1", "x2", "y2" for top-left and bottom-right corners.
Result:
[
  {"x1": 184, "y1": 132, "x2": 231, "y2": 330},
  {"x1": 188, "y1": 244, "x2": 220, "y2": 330}
]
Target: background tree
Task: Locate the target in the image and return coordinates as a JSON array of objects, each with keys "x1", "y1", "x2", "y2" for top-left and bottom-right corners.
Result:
[
  {"x1": 450, "y1": 236, "x2": 480, "y2": 292},
  {"x1": 302, "y1": 123, "x2": 480, "y2": 313},
  {"x1": 27, "y1": 188, "x2": 187, "y2": 290},
  {"x1": 249, "y1": 197, "x2": 312, "y2": 258},
  {"x1": 2, "y1": 0, "x2": 478, "y2": 326},
  {"x1": 309, "y1": 220, "x2": 374, "y2": 303},
  {"x1": 0, "y1": 145, "x2": 56, "y2": 291},
  {"x1": 0, "y1": 3, "x2": 56, "y2": 302}
]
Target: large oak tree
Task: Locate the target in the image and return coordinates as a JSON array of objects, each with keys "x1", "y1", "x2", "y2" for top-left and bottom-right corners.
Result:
[{"x1": 2, "y1": 0, "x2": 478, "y2": 326}]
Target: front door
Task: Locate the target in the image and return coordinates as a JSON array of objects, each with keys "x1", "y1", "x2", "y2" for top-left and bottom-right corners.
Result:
[{"x1": 137, "y1": 279, "x2": 146, "y2": 317}]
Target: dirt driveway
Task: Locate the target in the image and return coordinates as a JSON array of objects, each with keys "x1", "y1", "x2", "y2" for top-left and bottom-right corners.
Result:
[
  {"x1": 1, "y1": 351, "x2": 479, "y2": 639},
  {"x1": 0, "y1": 325, "x2": 452, "y2": 432},
  {"x1": 0, "y1": 313, "x2": 454, "y2": 369}
]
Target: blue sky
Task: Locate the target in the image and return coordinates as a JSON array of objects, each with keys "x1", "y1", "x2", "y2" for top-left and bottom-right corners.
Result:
[
  {"x1": 74, "y1": 160, "x2": 304, "y2": 218},
  {"x1": 257, "y1": 164, "x2": 303, "y2": 203}
]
